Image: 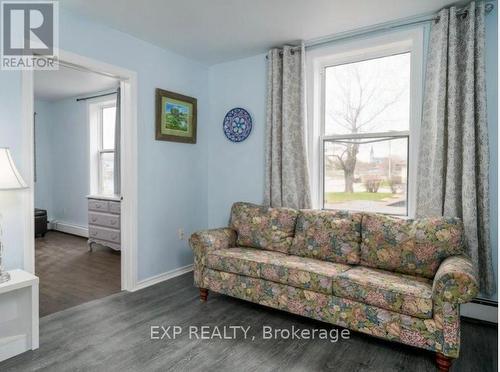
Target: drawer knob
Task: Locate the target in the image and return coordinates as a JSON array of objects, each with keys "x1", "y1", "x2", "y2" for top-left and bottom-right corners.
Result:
[
  {"x1": 91, "y1": 217, "x2": 97, "y2": 222},
  {"x1": 112, "y1": 235, "x2": 118, "y2": 240},
  {"x1": 111, "y1": 220, "x2": 117, "y2": 225},
  {"x1": 96, "y1": 205, "x2": 101, "y2": 208}
]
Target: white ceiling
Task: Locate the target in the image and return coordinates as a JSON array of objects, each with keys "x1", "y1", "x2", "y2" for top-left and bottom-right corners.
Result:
[
  {"x1": 60, "y1": 0, "x2": 460, "y2": 65},
  {"x1": 34, "y1": 65, "x2": 118, "y2": 101}
]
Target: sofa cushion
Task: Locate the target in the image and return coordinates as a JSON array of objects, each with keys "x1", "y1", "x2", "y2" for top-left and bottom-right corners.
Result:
[
  {"x1": 206, "y1": 247, "x2": 349, "y2": 295},
  {"x1": 361, "y1": 214, "x2": 464, "y2": 278},
  {"x1": 290, "y1": 210, "x2": 362, "y2": 264},
  {"x1": 206, "y1": 247, "x2": 285, "y2": 278},
  {"x1": 230, "y1": 202, "x2": 299, "y2": 253},
  {"x1": 332, "y1": 266, "x2": 433, "y2": 319},
  {"x1": 260, "y1": 255, "x2": 350, "y2": 294}
]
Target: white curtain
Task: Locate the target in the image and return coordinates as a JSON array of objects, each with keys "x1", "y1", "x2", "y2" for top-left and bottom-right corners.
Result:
[
  {"x1": 264, "y1": 45, "x2": 311, "y2": 209},
  {"x1": 114, "y1": 87, "x2": 121, "y2": 195},
  {"x1": 417, "y1": 2, "x2": 494, "y2": 295}
]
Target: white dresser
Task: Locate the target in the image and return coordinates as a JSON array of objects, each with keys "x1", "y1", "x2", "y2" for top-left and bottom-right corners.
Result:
[{"x1": 87, "y1": 195, "x2": 121, "y2": 251}]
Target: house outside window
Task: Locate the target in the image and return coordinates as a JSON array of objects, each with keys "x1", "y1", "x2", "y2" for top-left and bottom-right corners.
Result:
[
  {"x1": 89, "y1": 99, "x2": 116, "y2": 196},
  {"x1": 307, "y1": 29, "x2": 424, "y2": 217}
]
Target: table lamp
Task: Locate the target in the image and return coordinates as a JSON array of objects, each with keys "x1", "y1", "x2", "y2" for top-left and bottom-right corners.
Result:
[{"x1": 0, "y1": 147, "x2": 28, "y2": 284}]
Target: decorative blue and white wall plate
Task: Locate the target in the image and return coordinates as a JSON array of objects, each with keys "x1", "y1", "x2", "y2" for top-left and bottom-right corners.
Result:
[{"x1": 223, "y1": 107, "x2": 252, "y2": 142}]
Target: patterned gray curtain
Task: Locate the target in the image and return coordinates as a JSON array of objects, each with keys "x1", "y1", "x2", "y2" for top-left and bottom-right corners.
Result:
[
  {"x1": 114, "y1": 87, "x2": 121, "y2": 195},
  {"x1": 264, "y1": 45, "x2": 311, "y2": 209},
  {"x1": 417, "y1": 2, "x2": 494, "y2": 295}
]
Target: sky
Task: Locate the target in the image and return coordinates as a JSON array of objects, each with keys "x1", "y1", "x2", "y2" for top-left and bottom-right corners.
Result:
[{"x1": 324, "y1": 52, "x2": 410, "y2": 165}]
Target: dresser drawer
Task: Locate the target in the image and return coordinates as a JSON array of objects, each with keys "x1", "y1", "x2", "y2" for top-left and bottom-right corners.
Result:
[
  {"x1": 109, "y1": 201, "x2": 121, "y2": 214},
  {"x1": 89, "y1": 212, "x2": 120, "y2": 229},
  {"x1": 88, "y1": 199, "x2": 109, "y2": 212},
  {"x1": 88, "y1": 226, "x2": 121, "y2": 243}
]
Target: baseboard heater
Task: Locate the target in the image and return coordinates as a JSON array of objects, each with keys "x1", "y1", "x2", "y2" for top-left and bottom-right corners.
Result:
[
  {"x1": 461, "y1": 297, "x2": 498, "y2": 324},
  {"x1": 49, "y1": 221, "x2": 89, "y2": 238}
]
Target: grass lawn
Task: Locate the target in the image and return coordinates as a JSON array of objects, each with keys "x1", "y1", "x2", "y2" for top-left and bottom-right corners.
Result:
[{"x1": 326, "y1": 192, "x2": 394, "y2": 203}]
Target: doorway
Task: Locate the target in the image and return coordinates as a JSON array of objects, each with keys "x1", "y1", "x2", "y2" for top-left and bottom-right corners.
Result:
[{"x1": 21, "y1": 51, "x2": 138, "y2": 317}]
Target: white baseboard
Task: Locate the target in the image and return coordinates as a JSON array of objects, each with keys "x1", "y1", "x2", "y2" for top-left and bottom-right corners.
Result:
[
  {"x1": 133, "y1": 264, "x2": 193, "y2": 292},
  {"x1": 50, "y1": 221, "x2": 89, "y2": 238},
  {"x1": 461, "y1": 301, "x2": 498, "y2": 323}
]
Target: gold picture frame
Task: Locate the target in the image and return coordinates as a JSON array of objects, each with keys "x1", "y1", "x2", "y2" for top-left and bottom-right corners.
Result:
[{"x1": 155, "y1": 88, "x2": 197, "y2": 144}]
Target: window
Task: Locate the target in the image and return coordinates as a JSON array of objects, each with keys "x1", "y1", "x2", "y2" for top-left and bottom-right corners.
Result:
[
  {"x1": 98, "y1": 105, "x2": 116, "y2": 195},
  {"x1": 89, "y1": 100, "x2": 116, "y2": 196},
  {"x1": 308, "y1": 30, "x2": 423, "y2": 216}
]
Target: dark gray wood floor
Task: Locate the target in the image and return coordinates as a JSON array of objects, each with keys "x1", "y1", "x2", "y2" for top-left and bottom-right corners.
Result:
[
  {"x1": 35, "y1": 231, "x2": 121, "y2": 316},
  {"x1": 1, "y1": 272, "x2": 496, "y2": 372}
]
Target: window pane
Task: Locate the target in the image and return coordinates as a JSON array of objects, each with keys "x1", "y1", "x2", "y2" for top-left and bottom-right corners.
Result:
[
  {"x1": 102, "y1": 106, "x2": 116, "y2": 150},
  {"x1": 324, "y1": 137, "x2": 408, "y2": 215},
  {"x1": 100, "y1": 152, "x2": 114, "y2": 195},
  {"x1": 324, "y1": 53, "x2": 410, "y2": 135}
]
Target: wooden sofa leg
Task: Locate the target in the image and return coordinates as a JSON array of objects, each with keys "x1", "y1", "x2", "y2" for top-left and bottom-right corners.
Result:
[
  {"x1": 199, "y1": 288, "x2": 208, "y2": 302},
  {"x1": 436, "y1": 353, "x2": 453, "y2": 372}
]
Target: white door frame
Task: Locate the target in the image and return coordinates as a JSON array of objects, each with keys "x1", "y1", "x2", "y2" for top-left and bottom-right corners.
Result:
[{"x1": 21, "y1": 49, "x2": 138, "y2": 291}]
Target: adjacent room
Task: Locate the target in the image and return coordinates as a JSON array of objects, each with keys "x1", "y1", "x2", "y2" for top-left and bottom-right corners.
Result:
[
  {"x1": 0, "y1": 0, "x2": 497, "y2": 371},
  {"x1": 33, "y1": 65, "x2": 122, "y2": 316}
]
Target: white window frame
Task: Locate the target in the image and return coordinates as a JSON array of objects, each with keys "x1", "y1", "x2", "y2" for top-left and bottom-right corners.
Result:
[
  {"x1": 88, "y1": 98, "x2": 117, "y2": 196},
  {"x1": 306, "y1": 28, "x2": 424, "y2": 217}
]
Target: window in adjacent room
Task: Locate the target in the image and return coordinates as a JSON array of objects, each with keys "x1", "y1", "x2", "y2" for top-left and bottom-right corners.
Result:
[
  {"x1": 307, "y1": 29, "x2": 423, "y2": 216},
  {"x1": 89, "y1": 99, "x2": 116, "y2": 196}
]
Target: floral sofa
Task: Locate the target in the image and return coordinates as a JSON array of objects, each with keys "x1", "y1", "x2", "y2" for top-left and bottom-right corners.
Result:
[{"x1": 190, "y1": 202, "x2": 478, "y2": 371}]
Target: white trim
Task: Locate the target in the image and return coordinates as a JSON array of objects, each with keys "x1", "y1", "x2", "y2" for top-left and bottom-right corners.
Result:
[
  {"x1": 461, "y1": 302, "x2": 498, "y2": 323},
  {"x1": 119, "y1": 75, "x2": 138, "y2": 292},
  {"x1": 133, "y1": 265, "x2": 194, "y2": 292},
  {"x1": 22, "y1": 49, "x2": 139, "y2": 292},
  {"x1": 21, "y1": 70, "x2": 35, "y2": 274},
  {"x1": 407, "y1": 27, "x2": 424, "y2": 219},
  {"x1": 324, "y1": 131, "x2": 410, "y2": 141},
  {"x1": 88, "y1": 90, "x2": 117, "y2": 196},
  {"x1": 50, "y1": 221, "x2": 89, "y2": 238},
  {"x1": 306, "y1": 27, "x2": 424, "y2": 216}
]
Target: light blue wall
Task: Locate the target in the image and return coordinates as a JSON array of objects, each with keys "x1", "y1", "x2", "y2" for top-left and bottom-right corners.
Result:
[
  {"x1": 1, "y1": 9, "x2": 209, "y2": 281},
  {"x1": 34, "y1": 100, "x2": 54, "y2": 220},
  {"x1": 34, "y1": 97, "x2": 90, "y2": 227},
  {"x1": 207, "y1": 20, "x2": 498, "y2": 298},
  {"x1": 207, "y1": 54, "x2": 267, "y2": 227},
  {"x1": 485, "y1": 5, "x2": 498, "y2": 300},
  {"x1": 58, "y1": 10, "x2": 210, "y2": 280},
  {"x1": 1, "y1": 8, "x2": 497, "y2": 292}
]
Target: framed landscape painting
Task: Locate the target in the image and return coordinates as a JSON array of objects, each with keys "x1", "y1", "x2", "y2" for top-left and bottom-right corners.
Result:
[{"x1": 155, "y1": 88, "x2": 197, "y2": 143}]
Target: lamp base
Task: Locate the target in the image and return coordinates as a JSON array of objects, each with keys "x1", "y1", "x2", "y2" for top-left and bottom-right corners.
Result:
[{"x1": 0, "y1": 271, "x2": 10, "y2": 284}]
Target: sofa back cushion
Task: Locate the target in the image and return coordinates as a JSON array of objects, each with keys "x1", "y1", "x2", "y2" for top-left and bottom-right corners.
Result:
[
  {"x1": 290, "y1": 210, "x2": 362, "y2": 264},
  {"x1": 230, "y1": 202, "x2": 299, "y2": 253},
  {"x1": 360, "y1": 213, "x2": 465, "y2": 278}
]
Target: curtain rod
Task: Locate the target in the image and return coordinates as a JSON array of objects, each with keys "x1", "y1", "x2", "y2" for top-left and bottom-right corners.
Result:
[
  {"x1": 268, "y1": 2, "x2": 495, "y2": 56},
  {"x1": 76, "y1": 91, "x2": 117, "y2": 102}
]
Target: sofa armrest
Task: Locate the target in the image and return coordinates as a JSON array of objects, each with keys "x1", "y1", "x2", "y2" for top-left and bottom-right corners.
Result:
[
  {"x1": 189, "y1": 228, "x2": 237, "y2": 288},
  {"x1": 432, "y1": 256, "x2": 479, "y2": 304},
  {"x1": 189, "y1": 228, "x2": 237, "y2": 264}
]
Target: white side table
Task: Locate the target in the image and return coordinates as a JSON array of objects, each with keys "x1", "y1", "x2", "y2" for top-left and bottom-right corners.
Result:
[{"x1": 0, "y1": 270, "x2": 39, "y2": 362}]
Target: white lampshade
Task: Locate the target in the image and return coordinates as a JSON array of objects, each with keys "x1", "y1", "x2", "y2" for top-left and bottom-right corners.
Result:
[{"x1": 0, "y1": 148, "x2": 27, "y2": 190}]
